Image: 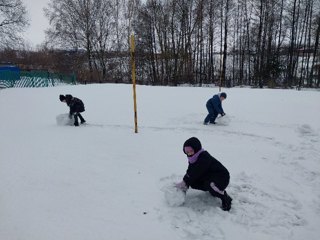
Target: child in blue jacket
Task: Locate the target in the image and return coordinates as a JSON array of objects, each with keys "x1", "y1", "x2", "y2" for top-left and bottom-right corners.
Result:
[{"x1": 204, "y1": 92, "x2": 227, "y2": 125}]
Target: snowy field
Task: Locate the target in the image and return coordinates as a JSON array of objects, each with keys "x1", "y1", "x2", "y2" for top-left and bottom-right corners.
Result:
[{"x1": 0, "y1": 84, "x2": 319, "y2": 240}]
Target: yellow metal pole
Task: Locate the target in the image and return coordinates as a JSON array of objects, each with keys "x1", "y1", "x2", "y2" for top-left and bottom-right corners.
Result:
[{"x1": 130, "y1": 34, "x2": 138, "y2": 133}]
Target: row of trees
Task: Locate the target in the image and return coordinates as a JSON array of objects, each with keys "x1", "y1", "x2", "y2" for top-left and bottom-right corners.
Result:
[
  {"x1": 1, "y1": 0, "x2": 319, "y2": 88},
  {"x1": 134, "y1": 0, "x2": 320, "y2": 88}
]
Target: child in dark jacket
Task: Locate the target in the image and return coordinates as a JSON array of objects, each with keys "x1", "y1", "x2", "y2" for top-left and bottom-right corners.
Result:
[
  {"x1": 59, "y1": 94, "x2": 86, "y2": 126},
  {"x1": 176, "y1": 137, "x2": 232, "y2": 211},
  {"x1": 204, "y1": 92, "x2": 227, "y2": 125}
]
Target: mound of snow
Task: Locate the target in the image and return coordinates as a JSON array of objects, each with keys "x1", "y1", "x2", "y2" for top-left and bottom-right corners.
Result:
[
  {"x1": 216, "y1": 115, "x2": 231, "y2": 125},
  {"x1": 56, "y1": 113, "x2": 73, "y2": 126},
  {"x1": 164, "y1": 184, "x2": 186, "y2": 207}
]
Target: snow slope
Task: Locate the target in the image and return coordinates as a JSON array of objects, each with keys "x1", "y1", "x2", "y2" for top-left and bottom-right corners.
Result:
[{"x1": 0, "y1": 84, "x2": 319, "y2": 240}]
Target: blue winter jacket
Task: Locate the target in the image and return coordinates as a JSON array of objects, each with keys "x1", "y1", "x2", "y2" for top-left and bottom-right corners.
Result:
[{"x1": 207, "y1": 94, "x2": 224, "y2": 114}]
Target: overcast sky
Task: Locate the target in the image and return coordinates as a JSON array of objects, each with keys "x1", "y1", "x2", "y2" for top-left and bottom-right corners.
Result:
[{"x1": 22, "y1": 0, "x2": 50, "y2": 47}]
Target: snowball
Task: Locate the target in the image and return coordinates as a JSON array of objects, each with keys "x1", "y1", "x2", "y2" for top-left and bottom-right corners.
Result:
[
  {"x1": 164, "y1": 184, "x2": 186, "y2": 207},
  {"x1": 56, "y1": 113, "x2": 73, "y2": 126},
  {"x1": 217, "y1": 115, "x2": 231, "y2": 126}
]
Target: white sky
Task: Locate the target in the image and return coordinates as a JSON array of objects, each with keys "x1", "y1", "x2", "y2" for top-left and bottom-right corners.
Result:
[{"x1": 22, "y1": 0, "x2": 50, "y2": 47}]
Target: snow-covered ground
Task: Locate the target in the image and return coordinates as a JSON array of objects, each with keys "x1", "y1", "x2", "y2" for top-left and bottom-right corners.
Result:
[{"x1": 0, "y1": 84, "x2": 319, "y2": 240}]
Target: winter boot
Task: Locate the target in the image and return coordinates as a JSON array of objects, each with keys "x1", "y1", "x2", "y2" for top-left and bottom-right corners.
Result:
[
  {"x1": 221, "y1": 191, "x2": 232, "y2": 211},
  {"x1": 74, "y1": 115, "x2": 79, "y2": 126}
]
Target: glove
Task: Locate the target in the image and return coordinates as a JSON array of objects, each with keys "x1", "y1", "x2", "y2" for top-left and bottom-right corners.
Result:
[
  {"x1": 175, "y1": 181, "x2": 188, "y2": 192},
  {"x1": 221, "y1": 112, "x2": 226, "y2": 116}
]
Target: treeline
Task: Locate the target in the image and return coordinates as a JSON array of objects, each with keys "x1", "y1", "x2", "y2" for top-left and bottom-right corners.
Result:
[
  {"x1": 134, "y1": 0, "x2": 320, "y2": 88},
  {"x1": 1, "y1": 0, "x2": 319, "y2": 88}
]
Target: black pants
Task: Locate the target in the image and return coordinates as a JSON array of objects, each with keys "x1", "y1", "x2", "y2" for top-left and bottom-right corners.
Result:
[
  {"x1": 73, "y1": 112, "x2": 85, "y2": 124},
  {"x1": 190, "y1": 176, "x2": 229, "y2": 198},
  {"x1": 204, "y1": 102, "x2": 219, "y2": 123}
]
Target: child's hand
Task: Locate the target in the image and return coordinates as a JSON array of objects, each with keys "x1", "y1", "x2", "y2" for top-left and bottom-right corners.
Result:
[{"x1": 175, "y1": 181, "x2": 188, "y2": 192}]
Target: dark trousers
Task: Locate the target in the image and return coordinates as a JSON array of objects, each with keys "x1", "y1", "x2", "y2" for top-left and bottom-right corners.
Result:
[
  {"x1": 204, "y1": 102, "x2": 219, "y2": 123},
  {"x1": 190, "y1": 174, "x2": 230, "y2": 198},
  {"x1": 190, "y1": 177, "x2": 232, "y2": 211},
  {"x1": 74, "y1": 112, "x2": 86, "y2": 124}
]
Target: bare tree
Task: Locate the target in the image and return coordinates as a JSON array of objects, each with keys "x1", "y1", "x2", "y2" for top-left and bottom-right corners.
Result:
[
  {"x1": 310, "y1": 13, "x2": 320, "y2": 87},
  {"x1": 205, "y1": 0, "x2": 219, "y2": 85},
  {"x1": 90, "y1": 0, "x2": 116, "y2": 81},
  {"x1": 44, "y1": 0, "x2": 99, "y2": 81},
  {"x1": 0, "y1": 0, "x2": 29, "y2": 49}
]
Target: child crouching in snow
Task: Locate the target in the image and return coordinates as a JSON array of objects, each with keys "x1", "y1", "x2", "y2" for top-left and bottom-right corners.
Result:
[
  {"x1": 59, "y1": 94, "x2": 86, "y2": 126},
  {"x1": 176, "y1": 137, "x2": 232, "y2": 211}
]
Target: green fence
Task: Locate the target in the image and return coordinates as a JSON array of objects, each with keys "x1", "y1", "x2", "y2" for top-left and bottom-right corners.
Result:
[{"x1": 0, "y1": 70, "x2": 76, "y2": 88}]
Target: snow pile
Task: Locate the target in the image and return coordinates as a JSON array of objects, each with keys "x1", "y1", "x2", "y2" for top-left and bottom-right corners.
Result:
[
  {"x1": 216, "y1": 114, "x2": 231, "y2": 126},
  {"x1": 162, "y1": 175, "x2": 186, "y2": 207},
  {"x1": 56, "y1": 113, "x2": 73, "y2": 126},
  {"x1": 164, "y1": 184, "x2": 186, "y2": 207}
]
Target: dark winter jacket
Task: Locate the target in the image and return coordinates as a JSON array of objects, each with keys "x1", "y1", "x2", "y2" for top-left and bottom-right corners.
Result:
[
  {"x1": 183, "y1": 151, "x2": 230, "y2": 191},
  {"x1": 65, "y1": 94, "x2": 85, "y2": 114},
  {"x1": 207, "y1": 94, "x2": 224, "y2": 114},
  {"x1": 182, "y1": 137, "x2": 229, "y2": 191}
]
